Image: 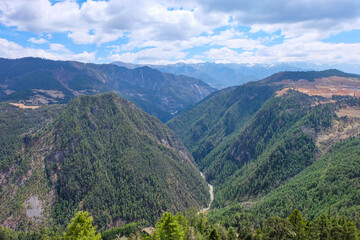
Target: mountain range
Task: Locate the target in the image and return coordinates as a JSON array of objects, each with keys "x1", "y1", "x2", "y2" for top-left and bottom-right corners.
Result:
[
  {"x1": 1, "y1": 56, "x2": 360, "y2": 235},
  {"x1": 0, "y1": 57, "x2": 215, "y2": 122},
  {"x1": 112, "y1": 61, "x2": 307, "y2": 89},
  {"x1": 113, "y1": 61, "x2": 360, "y2": 90}
]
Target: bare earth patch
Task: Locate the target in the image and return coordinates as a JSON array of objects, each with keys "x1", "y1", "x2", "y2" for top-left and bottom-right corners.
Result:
[
  {"x1": 33, "y1": 89, "x2": 65, "y2": 98},
  {"x1": 25, "y1": 195, "x2": 43, "y2": 220},
  {"x1": 241, "y1": 201, "x2": 254, "y2": 209},
  {"x1": 25, "y1": 94, "x2": 54, "y2": 104},
  {"x1": 315, "y1": 106, "x2": 360, "y2": 153},
  {"x1": 336, "y1": 106, "x2": 360, "y2": 119},
  {"x1": 142, "y1": 227, "x2": 155, "y2": 235},
  {"x1": 276, "y1": 76, "x2": 360, "y2": 99},
  {"x1": 9, "y1": 103, "x2": 40, "y2": 109},
  {"x1": 276, "y1": 87, "x2": 291, "y2": 97}
]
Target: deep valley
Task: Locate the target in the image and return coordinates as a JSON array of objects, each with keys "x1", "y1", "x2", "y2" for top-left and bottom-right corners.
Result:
[{"x1": 1, "y1": 59, "x2": 360, "y2": 239}]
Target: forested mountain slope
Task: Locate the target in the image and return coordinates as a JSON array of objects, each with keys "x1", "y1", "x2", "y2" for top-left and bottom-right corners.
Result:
[
  {"x1": 251, "y1": 136, "x2": 360, "y2": 220},
  {"x1": 168, "y1": 69, "x2": 360, "y2": 222},
  {"x1": 167, "y1": 84, "x2": 278, "y2": 163},
  {"x1": 0, "y1": 57, "x2": 215, "y2": 122},
  {"x1": 0, "y1": 93, "x2": 209, "y2": 231}
]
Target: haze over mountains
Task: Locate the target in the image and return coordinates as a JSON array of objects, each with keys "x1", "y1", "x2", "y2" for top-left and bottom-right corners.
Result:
[
  {"x1": 113, "y1": 61, "x2": 307, "y2": 89},
  {"x1": 113, "y1": 61, "x2": 360, "y2": 89}
]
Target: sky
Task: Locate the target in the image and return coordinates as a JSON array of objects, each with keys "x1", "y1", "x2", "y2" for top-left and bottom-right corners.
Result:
[{"x1": 0, "y1": 0, "x2": 360, "y2": 67}]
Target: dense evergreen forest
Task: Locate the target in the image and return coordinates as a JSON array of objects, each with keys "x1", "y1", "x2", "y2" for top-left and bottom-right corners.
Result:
[
  {"x1": 1, "y1": 208, "x2": 359, "y2": 239},
  {"x1": 2, "y1": 68, "x2": 360, "y2": 239},
  {"x1": 0, "y1": 93, "x2": 208, "y2": 231},
  {"x1": 168, "y1": 76, "x2": 360, "y2": 233}
]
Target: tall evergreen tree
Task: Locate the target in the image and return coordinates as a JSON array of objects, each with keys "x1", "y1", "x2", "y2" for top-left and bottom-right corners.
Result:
[
  {"x1": 228, "y1": 227, "x2": 237, "y2": 240},
  {"x1": 263, "y1": 216, "x2": 295, "y2": 240},
  {"x1": 309, "y1": 214, "x2": 331, "y2": 240},
  {"x1": 154, "y1": 212, "x2": 185, "y2": 240},
  {"x1": 207, "y1": 228, "x2": 220, "y2": 240},
  {"x1": 287, "y1": 209, "x2": 307, "y2": 239},
  {"x1": 63, "y1": 211, "x2": 101, "y2": 240}
]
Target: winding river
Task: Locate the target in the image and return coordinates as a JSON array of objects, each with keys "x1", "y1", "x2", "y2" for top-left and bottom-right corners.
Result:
[{"x1": 199, "y1": 172, "x2": 214, "y2": 213}]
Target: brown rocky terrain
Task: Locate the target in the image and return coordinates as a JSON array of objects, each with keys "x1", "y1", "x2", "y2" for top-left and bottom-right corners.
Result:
[{"x1": 276, "y1": 76, "x2": 360, "y2": 99}]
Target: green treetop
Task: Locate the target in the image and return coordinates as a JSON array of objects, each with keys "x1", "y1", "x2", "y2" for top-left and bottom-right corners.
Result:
[
  {"x1": 153, "y1": 212, "x2": 185, "y2": 240},
  {"x1": 63, "y1": 211, "x2": 101, "y2": 240}
]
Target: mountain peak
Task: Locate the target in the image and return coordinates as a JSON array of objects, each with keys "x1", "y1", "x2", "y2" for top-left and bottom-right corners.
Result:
[{"x1": 0, "y1": 93, "x2": 209, "y2": 230}]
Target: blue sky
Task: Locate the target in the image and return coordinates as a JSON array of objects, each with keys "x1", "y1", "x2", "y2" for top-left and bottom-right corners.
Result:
[{"x1": 0, "y1": 0, "x2": 360, "y2": 67}]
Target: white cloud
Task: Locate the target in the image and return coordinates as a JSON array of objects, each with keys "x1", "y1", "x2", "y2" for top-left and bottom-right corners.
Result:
[
  {"x1": 198, "y1": 0, "x2": 360, "y2": 24},
  {"x1": 0, "y1": 0, "x2": 226, "y2": 45},
  {"x1": 204, "y1": 47, "x2": 246, "y2": 63},
  {"x1": 49, "y1": 43, "x2": 69, "y2": 52},
  {"x1": 1, "y1": 0, "x2": 360, "y2": 66},
  {"x1": 259, "y1": 39, "x2": 360, "y2": 64},
  {"x1": 0, "y1": 38, "x2": 96, "y2": 62},
  {"x1": 72, "y1": 51, "x2": 97, "y2": 63},
  {"x1": 116, "y1": 28, "x2": 261, "y2": 59},
  {"x1": 109, "y1": 47, "x2": 188, "y2": 65},
  {"x1": 203, "y1": 39, "x2": 360, "y2": 65},
  {"x1": 209, "y1": 29, "x2": 261, "y2": 50},
  {"x1": 192, "y1": 0, "x2": 360, "y2": 47},
  {"x1": 67, "y1": 30, "x2": 123, "y2": 45},
  {"x1": 28, "y1": 37, "x2": 49, "y2": 44}
]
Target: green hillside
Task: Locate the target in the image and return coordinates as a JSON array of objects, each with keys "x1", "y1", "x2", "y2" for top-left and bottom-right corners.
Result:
[
  {"x1": 0, "y1": 93, "x2": 209, "y2": 231},
  {"x1": 213, "y1": 96, "x2": 334, "y2": 207},
  {"x1": 0, "y1": 103, "x2": 64, "y2": 171},
  {"x1": 167, "y1": 84, "x2": 277, "y2": 162},
  {"x1": 168, "y1": 70, "x2": 360, "y2": 224},
  {"x1": 2, "y1": 68, "x2": 360, "y2": 236},
  {"x1": 251, "y1": 136, "x2": 360, "y2": 220}
]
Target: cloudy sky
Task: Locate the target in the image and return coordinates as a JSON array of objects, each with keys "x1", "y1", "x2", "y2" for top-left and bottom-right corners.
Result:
[{"x1": 0, "y1": 0, "x2": 360, "y2": 66}]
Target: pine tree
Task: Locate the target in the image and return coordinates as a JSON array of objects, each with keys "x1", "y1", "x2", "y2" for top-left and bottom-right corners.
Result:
[
  {"x1": 310, "y1": 214, "x2": 330, "y2": 240},
  {"x1": 195, "y1": 213, "x2": 210, "y2": 236},
  {"x1": 228, "y1": 227, "x2": 237, "y2": 240},
  {"x1": 287, "y1": 209, "x2": 307, "y2": 239},
  {"x1": 207, "y1": 228, "x2": 220, "y2": 240},
  {"x1": 263, "y1": 216, "x2": 296, "y2": 240},
  {"x1": 63, "y1": 211, "x2": 101, "y2": 240},
  {"x1": 175, "y1": 212, "x2": 190, "y2": 239},
  {"x1": 154, "y1": 212, "x2": 185, "y2": 240}
]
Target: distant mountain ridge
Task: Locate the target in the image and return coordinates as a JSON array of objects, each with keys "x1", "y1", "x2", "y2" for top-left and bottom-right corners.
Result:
[
  {"x1": 113, "y1": 61, "x2": 360, "y2": 89},
  {"x1": 0, "y1": 57, "x2": 216, "y2": 122},
  {"x1": 261, "y1": 69, "x2": 360, "y2": 83},
  {"x1": 112, "y1": 61, "x2": 307, "y2": 89}
]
